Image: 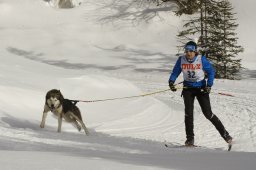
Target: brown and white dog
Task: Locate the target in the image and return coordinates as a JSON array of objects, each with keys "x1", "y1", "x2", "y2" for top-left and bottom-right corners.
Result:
[{"x1": 40, "y1": 89, "x2": 89, "y2": 135}]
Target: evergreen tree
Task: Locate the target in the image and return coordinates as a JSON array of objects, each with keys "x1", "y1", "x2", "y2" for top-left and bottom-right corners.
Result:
[
  {"x1": 176, "y1": 0, "x2": 214, "y2": 52},
  {"x1": 207, "y1": 0, "x2": 244, "y2": 79},
  {"x1": 176, "y1": 0, "x2": 243, "y2": 79},
  {"x1": 150, "y1": 0, "x2": 200, "y2": 14}
]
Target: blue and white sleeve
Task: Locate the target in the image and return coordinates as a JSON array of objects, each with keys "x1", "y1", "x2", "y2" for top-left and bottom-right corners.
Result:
[{"x1": 202, "y1": 56, "x2": 215, "y2": 87}]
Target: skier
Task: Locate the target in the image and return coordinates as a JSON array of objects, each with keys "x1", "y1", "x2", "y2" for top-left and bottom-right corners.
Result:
[{"x1": 168, "y1": 41, "x2": 233, "y2": 147}]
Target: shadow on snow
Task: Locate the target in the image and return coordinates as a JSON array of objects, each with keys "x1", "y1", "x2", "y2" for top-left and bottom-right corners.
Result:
[{"x1": 0, "y1": 114, "x2": 255, "y2": 170}]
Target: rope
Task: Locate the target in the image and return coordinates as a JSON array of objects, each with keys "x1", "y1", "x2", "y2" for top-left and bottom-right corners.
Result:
[
  {"x1": 182, "y1": 86, "x2": 235, "y2": 97},
  {"x1": 216, "y1": 92, "x2": 235, "y2": 97},
  {"x1": 72, "y1": 88, "x2": 177, "y2": 103},
  {"x1": 71, "y1": 81, "x2": 183, "y2": 103},
  {"x1": 70, "y1": 81, "x2": 234, "y2": 104}
]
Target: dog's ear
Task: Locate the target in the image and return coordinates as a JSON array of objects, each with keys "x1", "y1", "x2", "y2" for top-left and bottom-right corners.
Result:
[
  {"x1": 59, "y1": 91, "x2": 64, "y2": 101},
  {"x1": 45, "y1": 91, "x2": 50, "y2": 101}
]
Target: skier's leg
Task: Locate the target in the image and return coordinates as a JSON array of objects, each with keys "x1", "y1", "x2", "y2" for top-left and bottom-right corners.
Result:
[
  {"x1": 196, "y1": 92, "x2": 231, "y2": 142},
  {"x1": 183, "y1": 89, "x2": 195, "y2": 141}
]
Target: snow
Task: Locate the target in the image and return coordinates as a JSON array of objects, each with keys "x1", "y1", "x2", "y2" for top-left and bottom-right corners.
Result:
[{"x1": 0, "y1": 0, "x2": 256, "y2": 169}]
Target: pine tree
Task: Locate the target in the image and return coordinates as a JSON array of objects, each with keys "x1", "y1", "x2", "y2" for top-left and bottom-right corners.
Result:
[
  {"x1": 176, "y1": 0, "x2": 214, "y2": 52},
  {"x1": 150, "y1": 0, "x2": 201, "y2": 14},
  {"x1": 176, "y1": 0, "x2": 243, "y2": 79},
  {"x1": 207, "y1": 0, "x2": 244, "y2": 79}
]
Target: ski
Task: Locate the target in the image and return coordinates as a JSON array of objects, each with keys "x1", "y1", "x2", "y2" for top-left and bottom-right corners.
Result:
[
  {"x1": 164, "y1": 143, "x2": 200, "y2": 148},
  {"x1": 165, "y1": 142, "x2": 233, "y2": 151},
  {"x1": 164, "y1": 137, "x2": 234, "y2": 151}
]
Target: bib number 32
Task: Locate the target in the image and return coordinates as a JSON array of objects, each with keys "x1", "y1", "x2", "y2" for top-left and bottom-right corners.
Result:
[{"x1": 187, "y1": 71, "x2": 196, "y2": 79}]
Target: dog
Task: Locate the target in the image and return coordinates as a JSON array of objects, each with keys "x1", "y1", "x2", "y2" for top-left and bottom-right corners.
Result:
[{"x1": 40, "y1": 89, "x2": 89, "y2": 135}]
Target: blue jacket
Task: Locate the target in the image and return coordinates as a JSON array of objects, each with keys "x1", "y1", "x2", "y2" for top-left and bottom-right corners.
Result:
[{"x1": 169, "y1": 55, "x2": 215, "y2": 87}]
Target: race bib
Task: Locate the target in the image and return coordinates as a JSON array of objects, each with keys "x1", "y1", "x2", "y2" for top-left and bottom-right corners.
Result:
[{"x1": 180, "y1": 55, "x2": 205, "y2": 82}]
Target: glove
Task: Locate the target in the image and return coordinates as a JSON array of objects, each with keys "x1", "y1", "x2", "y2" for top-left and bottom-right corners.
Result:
[
  {"x1": 169, "y1": 81, "x2": 177, "y2": 92},
  {"x1": 202, "y1": 86, "x2": 211, "y2": 94}
]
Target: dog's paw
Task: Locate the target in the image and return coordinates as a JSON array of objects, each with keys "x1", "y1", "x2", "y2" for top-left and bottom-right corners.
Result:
[
  {"x1": 85, "y1": 130, "x2": 90, "y2": 136},
  {"x1": 40, "y1": 124, "x2": 44, "y2": 128}
]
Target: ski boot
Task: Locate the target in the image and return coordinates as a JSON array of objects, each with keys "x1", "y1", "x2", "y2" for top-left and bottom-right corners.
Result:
[
  {"x1": 185, "y1": 138, "x2": 194, "y2": 147},
  {"x1": 224, "y1": 135, "x2": 233, "y2": 151}
]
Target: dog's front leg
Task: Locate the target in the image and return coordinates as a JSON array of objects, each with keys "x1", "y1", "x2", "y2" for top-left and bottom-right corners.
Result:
[
  {"x1": 57, "y1": 112, "x2": 63, "y2": 133},
  {"x1": 40, "y1": 105, "x2": 50, "y2": 128}
]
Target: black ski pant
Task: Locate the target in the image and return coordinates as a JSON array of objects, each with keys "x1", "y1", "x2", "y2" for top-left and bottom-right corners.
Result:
[{"x1": 182, "y1": 88, "x2": 230, "y2": 141}]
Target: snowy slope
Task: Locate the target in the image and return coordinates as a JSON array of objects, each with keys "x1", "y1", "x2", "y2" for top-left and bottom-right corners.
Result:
[{"x1": 0, "y1": 0, "x2": 256, "y2": 170}]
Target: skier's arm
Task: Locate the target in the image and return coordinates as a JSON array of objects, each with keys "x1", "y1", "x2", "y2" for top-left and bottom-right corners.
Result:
[
  {"x1": 202, "y1": 56, "x2": 215, "y2": 87},
  {"x1": 169, "y1": 57, "x2": 182, "y2": 83}
]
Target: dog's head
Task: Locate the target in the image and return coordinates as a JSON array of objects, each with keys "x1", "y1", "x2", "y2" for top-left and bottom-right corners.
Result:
[{"x1": 45, "y1": 89, "x2": 64, "y2": 110}]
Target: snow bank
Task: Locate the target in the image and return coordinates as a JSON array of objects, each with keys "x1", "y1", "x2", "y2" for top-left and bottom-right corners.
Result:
[{"x1": 0, "y1": 48, "x2": 174, "y2": 140}]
